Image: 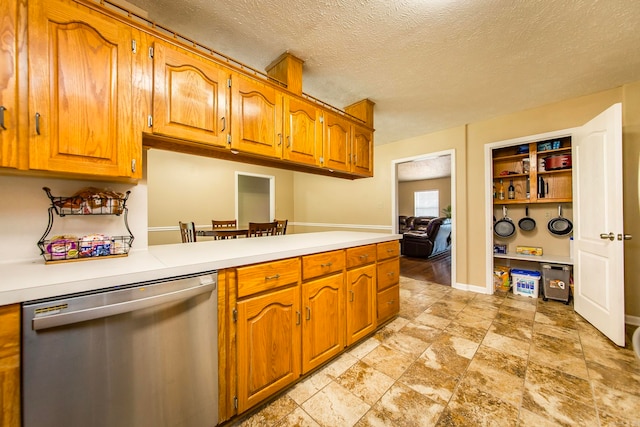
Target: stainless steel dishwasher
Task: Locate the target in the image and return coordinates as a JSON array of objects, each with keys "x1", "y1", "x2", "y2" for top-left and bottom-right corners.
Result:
[{"x1": 22, "y1": 270, "x2": 218, "y2": 427}]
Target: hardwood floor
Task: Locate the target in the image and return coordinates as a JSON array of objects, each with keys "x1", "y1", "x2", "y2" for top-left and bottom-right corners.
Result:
[{"x1": 399, "y1": 250, "x2": 451, "y2": 285}]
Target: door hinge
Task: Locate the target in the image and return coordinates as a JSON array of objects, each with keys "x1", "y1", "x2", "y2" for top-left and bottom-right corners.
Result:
[
  {"x1": 227, "y1": 134, "x2": 232, "y2": 145},
  {"x1": 147, "y1": 115, "x2": 153, "y2": 128},
  {"x1": 148, "y1": 47, "x2": 154, "y2": 58},
  {"x1": 227, "y1": 78, "x2": 232, "y2": 88},
  {"x1": 319, "y1": 115, "x2": 324, "y2": 124},
  {"x1": 232, "y1": 308, "x2": 237, "y2": 322},
  {"x1": 319, "y1": 156, "x2": 324, "y2": 164},
  {"x1": 233, "y1": 396, "x2": 238, "y2": 410},
  {"x1": 131, "y1": 39, "x2": 137, "y2": 54},
  {"x1": 131, "y1": 159, "x2": 136, "y2": 173}
]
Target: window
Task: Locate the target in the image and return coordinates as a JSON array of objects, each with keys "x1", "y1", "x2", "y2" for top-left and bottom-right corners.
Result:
[{"x1": 414, "y1": 190, "x2": 439, "y2": 217}]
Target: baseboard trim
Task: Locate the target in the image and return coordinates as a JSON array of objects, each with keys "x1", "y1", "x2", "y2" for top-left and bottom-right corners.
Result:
[
  {"x1": 452, "y1": 282, "x2": 489, "y2": 294},
  {"x1": 626, "y1": 314, "x2": 640, "y2": 327}
]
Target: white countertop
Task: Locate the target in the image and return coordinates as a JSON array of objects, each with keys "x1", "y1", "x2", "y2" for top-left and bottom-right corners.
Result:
[{"x1": 0, "y1": 231, "x2": 401, "y2": 305}]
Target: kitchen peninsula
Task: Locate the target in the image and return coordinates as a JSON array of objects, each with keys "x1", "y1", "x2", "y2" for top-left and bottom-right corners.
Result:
[{"x1": 0, "y1": 231, "x2": 401, "y2": 425}]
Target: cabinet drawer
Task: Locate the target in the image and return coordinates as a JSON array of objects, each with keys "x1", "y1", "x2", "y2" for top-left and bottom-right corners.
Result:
[
  {"x1": 377, "y1": 240, "x2": 400, "y2": 261},
  {"x1": 345, "y1": 245, "x2": 376, "y2": 269},
  {"x1": 237, "y1": 258, "x2": 300, "y2": 298},
  {"x1": 377, "y1": 285, "x2": 399, "y2": 324},
  {"x1": 302, "y1": 250, "x2": 345, "y2": 281},
  {"x1": 377, "y1": 258, "x2": 399, "y2": 291}
]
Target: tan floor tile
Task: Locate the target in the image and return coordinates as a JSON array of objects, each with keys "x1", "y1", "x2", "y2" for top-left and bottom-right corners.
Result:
[
  {"x1": 445, "y1": 320, "x2": 490, "y2": 343},
  {"x1": 418, "y1": 332, "x2": 478, "y2": 378},
  {"x1": 459, "y1": 304, "x2": 500, "y2": 320},
  {"x1": 497, "y1": 305, "x2": 536, "y2": 322},
  {"x1": 592, "y1": 378, "x2": 640, "y2": 423},
  {"x1": 398, "y1": 360, "x2": 458, "y2": 405},
  {"x1": 286, "y1": 371, "x2": 333, "y2": 405},
  {"x1": 355, "y1": 382, "x2": 444, "y2": 427},
  {"x1": 534, "y1": 310, "x2": 577, "y2": 329},
  {"x1": 502, "y1": 295, "x2": 538, "y2": 311},
  {"x1": 301, "y1": 381, "x2": 370, "y2": 427},
  {"x1": 481, "y1": 330, "x2": 530, "y2": 359},
  {"x1": 348, "y1": 336, "x2": 381, "y2": 360},
  {"x1": 529, "y1": 334, "x2": 588, "y2": 379},
  {"x1": 424, "y1": 301, "x2": 465, "y2": 320},
  {"x1": 436, "y1": 383, "x2": 519, "y2": 427},
  {"x1": 532, "y1": 321, "x2": 580, "y2": 342},
  {"x1": 335, "y1": 361, "x2": 395, "y2": 406},
  {"x1": 274, "y1": 407, "x2": 320, "y2": 427},
  {"x1": 398, "y1": 321, "x2": 443, "y2": 345},
  {"x1": 379, "y1": 329, "x2": 433, "y2": 359},
  {"x1": 587, "y1": 360, "x2": 640, "y2": 394},
  {"x1": 414, "y1": 311, "x2": 453, "y2": 330},
  {"x1": 488, "y1": 317, "x2": 533, "y2": 342},
  {"x1": 236, "y1": 395, "x2": 299, "y2": 426},
  {"x1": 518, "y1": 407, "x2": 568, "y2": 427},
  {"x1": 361, "y1": 343, "x2": 415, "y2": 379}
]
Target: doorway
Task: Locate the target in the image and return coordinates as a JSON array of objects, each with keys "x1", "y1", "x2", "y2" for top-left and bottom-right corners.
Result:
[
  {"x1": 236, "y1": 172, "x2": 275, "y2": 225},
  {"x1": 391, "y1": 150, "x2": 456, "y2": 287}
]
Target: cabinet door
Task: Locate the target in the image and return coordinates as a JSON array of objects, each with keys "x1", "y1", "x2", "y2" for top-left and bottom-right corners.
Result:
[
  {"x1": 322, "y1": 111, "x2": 351, "y2": 173},
  {"x1": 282, "y1": 96, "x2": 322, "y2": 166},
  {"x1": 346, "y1": 264, "x2": 376, "y2": 345},
  {"x1": 237, "y1": 286, "x2": 300, "y2": 412},
  {"x1": 230, "y1": 73, "x2": 282, "y2": 158},
  {"x1": 0, "y1": 0, "x2": 21, "y2": 169},
  {"x1": 28, "y1": 0, "x2": 138, "y2": 178},
  {"x1": 152, "y1": 42, "x2": 229, "y2": 148},
  {"x1": 377, "y1": 285, "x2": 399, "y2": 324},
  {"x1": 351, "y1": 124, "x2": 373, "y2": 176},
  {"x1": 0, "y1": 304, "x2": 20, "y2": 427},
  {"x1": 302, "y1": 274, "x2": 344, "y2": 373}
]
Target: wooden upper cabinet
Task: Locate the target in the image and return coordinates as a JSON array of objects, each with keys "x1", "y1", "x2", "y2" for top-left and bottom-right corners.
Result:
[
  {"x1": 322, "y1": 111, "x2": 351, "y2": 173},
  {"x1": 282, "y1": 96, "x2": 322, "y2": 166},
  {"x1": 152, "y1": 42, "x2": 229, "y2": 148},
  {"x1": 351, "y1": 124, "x2": 373, "y2": 176},
  {"x1": 27, "y1": 0, "x2": 139, "y2": 178},
  {"x1": 0, "y1": 0, "x2": 21, "y2": 169},
  {"x1": 230, "y1": 73, "x2": 283, "y2": 158}
]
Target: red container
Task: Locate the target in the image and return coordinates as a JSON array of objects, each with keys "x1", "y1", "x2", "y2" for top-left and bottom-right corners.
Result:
[{"x1": 543, "y1": 154, "x2": 572, "y2": 170}]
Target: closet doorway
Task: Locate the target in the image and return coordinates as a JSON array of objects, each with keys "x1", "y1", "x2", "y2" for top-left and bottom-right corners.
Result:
[{"x1": 235, "y1": 172, "x2": 275, "y2": 225}]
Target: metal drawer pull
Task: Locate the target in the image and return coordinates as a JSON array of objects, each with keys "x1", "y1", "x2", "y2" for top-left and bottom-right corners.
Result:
[
  {"x1": 387, "y1": 272, "x2": 395, "y2": 277},
  {"x1": 349, "y1": 290, "x2": 355, "y2": 302},
  {"x1": 221, "y1": 116, "x2": 226, "y2": 132},
  {"x1": 387, "y1": 299, "x2": 395, "y2": 305},
  {"x1": 35, "y1": 112, "x2": 41, "y2": 135},
  {"x1": 321, "y1": 262, "x2": 333, "y2": 267},
  {"x1": 0, "y1": 106, "x2": 6, "y2": 130},
  {"x1": 296, "y1": 311, "x2": 301, "y2": 325},
  {"x1": 359, "y1": 254, "x2": 369, "y2": 259},
  {"x1": 265, "y1": 274, "x2": 280, "y2": 280},
  {"x1": 387, "y1": 248, "x2": 394, "y2": 253},
  {"x1": 306, "y1": 306, "x2": 311, "y2": 320}
]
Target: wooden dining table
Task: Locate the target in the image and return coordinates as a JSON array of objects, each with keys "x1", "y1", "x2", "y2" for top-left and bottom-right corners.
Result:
[{"x1": 196, "y1": 227, "x2": 249, "y2": 239}]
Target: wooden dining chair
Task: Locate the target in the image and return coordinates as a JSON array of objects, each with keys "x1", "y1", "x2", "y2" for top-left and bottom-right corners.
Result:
[
  {"x1": 212, "y1": 219, "x2": 237, "y2": 229},
  {"x1": 274, "y1": 219, "x2": 288, "y2": 235},
  {"x1": 178, "y1": 221, "x2": 197, "y2": 243},
  {"x1": 248, "y1": 221, "x2": 278, "y2": 237}
]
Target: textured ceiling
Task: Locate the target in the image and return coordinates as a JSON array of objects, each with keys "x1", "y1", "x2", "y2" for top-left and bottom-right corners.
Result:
[
  {"x1": 397, "y1": 155, "x2": 451, "y2": 182},
  {"x1": 124, "y1": 0, "x2": 640, "y2": 146}
]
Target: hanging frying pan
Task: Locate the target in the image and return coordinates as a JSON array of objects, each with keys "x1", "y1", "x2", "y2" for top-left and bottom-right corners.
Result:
[
  {"x1": 547, "y1": 205, "x2": 573, "y2": 236},
  {"x1": 518, "y1": 206, "x2": 536, "y2": 231},
  {"x1": 494, "y1": 206, "x2": 516, "y2": 238}
]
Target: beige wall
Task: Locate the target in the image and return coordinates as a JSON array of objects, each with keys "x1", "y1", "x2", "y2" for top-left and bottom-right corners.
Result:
[
  {"x1": 146, "y1": 149, "x2": 294, "y2": 245},
  {"x1": 398, "y1": 177, "x2": 452, "y2": 218}
]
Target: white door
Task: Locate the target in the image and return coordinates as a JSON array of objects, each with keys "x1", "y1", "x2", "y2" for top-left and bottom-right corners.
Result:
[{"x1": 573, "y1": 103, "x2": 625, "y2": 346}]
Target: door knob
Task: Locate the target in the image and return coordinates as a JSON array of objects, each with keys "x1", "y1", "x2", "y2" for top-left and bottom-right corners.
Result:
[
  {"x1": 600, "y1": 232, "x2": 614, "y2": 241},
  {"x1": 618, "y1": 234, "x2": 632, "y2": 241}
]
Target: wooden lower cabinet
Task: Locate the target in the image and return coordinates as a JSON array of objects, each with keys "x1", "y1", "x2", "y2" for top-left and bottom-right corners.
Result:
[
  {"x1": 301, "y1": 274, "x2": 344, "y2": 373},
  {"x1": 0, "y1": 304, "x2": 20, "y2": 427},
  {"x1": 346, "y1": 263, "x2": 376, "y2": 346},
  {"x1": 377, "y1": 284, "x2": 400, "y2": 324},
  {"x1": 236, "y1": 285, "x2": 301, "y2": 413}
]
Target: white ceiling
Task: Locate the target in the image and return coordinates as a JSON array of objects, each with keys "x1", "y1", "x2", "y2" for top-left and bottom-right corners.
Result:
[
  {"x1": 123, "y1": 0, "x2": 640, "y2": 147},
  {"x1": 397, "y1": 155, "x2": 451, "y2": 182}
]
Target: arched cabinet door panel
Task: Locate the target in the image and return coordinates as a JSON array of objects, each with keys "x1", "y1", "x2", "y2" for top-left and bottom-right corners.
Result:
[{"x1": 28, "y1": 0, "x2": 139, "y2": 178}]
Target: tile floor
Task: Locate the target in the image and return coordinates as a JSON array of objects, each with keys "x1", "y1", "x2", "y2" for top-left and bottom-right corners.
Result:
[{"x1": 232, "y1": 277, "x2": 640, "y2": 426}]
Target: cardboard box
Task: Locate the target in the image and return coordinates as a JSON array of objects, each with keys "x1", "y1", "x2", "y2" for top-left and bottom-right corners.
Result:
[
  {"x1": 516, "y1": 246, "x2": 543, "y2": 256},
  {"x1": 493, "y1": 266, "x2": 511, "y2": 292}
]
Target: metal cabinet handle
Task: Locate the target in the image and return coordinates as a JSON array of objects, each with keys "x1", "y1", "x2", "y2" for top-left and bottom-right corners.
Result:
[
  {"x1": 600, "y1": 232, "x2": 614, "y2": 241},
  {"x1": 287, "y1": 135, "x2": 291, "y2": 147},
  {"x1": 320, "y1": 262, "x2": 333, "y2": 268},
  {"x1": 387, "y1": 272, "x2": 395, "y2": 277},
  {"x1": 278, "y1": 133, "x2": 282, "y2": 146},
  {"x1": 306, "y1": 306, "x2": 311, "y2": 321},
  {"x1": 221, "y1": 116, "x2": 226, "y2": 132},
  {"x1": 0, "y1": 106, "x2": 6, "y2": 130},
  {"x1": 265, "y1": 274, "x2": 281, "y2": 281},
  {"x1": 35, "y1": 112, "x2": 41, "y2": 135},
  {"x1": 359, "y1": 254, "x2": 369, "y2": 259},
  {"x1": 349, "y1": 290, "x2": 354, "y2": 302},
  {"x1": 296, "y1": 311, "x2": 301, "y2": 325},
  {"x1": 387, "y1": 299, "x2": 395, "y2": 305}
]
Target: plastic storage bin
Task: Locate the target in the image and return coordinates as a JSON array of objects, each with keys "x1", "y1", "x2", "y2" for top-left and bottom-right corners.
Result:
[
  {"x1": 541, "y1": 263, "x2": 572, "y2": 304},
  {"x1": 511, "y1": 269, "x2": 541, "y2": 298}
]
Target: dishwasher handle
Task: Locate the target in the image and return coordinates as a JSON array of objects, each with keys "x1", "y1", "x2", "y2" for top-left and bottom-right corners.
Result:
[{"x1": 32, "y1": 281, "x2": 216, "y2": 331}]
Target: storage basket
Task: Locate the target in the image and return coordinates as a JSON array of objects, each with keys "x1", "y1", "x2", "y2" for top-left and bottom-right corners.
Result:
[{"x1": 541, "y1": 263, "x2": 572, "y2": 304}]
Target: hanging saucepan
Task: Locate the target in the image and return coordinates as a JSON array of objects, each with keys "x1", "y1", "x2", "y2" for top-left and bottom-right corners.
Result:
[
  {"x1": 494, "y1": 206, "x2": 516, "y2": 238},
  {"x1": 518, "y1": 206, "x2": 536, "y2": 231},
  {"x1": 547, "y1": 205, "x2": 573, "y2": 236}
]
